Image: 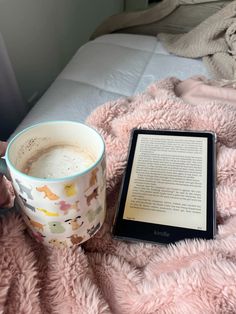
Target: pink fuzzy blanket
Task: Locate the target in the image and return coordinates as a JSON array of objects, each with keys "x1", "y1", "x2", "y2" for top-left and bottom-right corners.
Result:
[{"x1": 1, "y1": 77, "x2": 236, "y2": 314}]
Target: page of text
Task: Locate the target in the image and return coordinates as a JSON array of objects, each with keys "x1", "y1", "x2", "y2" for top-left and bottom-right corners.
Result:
[{"x1": 123, "y1": 134, "x2": 207, "y2": 230}]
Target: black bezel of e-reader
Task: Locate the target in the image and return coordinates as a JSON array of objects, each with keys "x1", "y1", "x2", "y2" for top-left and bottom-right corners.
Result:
[{"x1": 112, "y1": 129, "x2": 216, "y2": 244}]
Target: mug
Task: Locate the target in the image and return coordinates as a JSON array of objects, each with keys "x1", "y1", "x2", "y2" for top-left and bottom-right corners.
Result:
[{"x1": 0, "y1": 121, "x2": 106, "y2": 248}]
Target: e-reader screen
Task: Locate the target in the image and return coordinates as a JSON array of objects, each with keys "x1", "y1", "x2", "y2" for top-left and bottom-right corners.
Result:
[{"x1": 113, "y1": 129, "x2": 216, "y2": 244}]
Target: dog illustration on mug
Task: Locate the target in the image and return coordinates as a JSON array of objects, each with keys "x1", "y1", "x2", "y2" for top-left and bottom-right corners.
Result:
[
  {"x1": 48, "y1": 239, "x2": 67, "y2": 248},
  {"x1": 48, "y1": 222, "x2": 65, "y2": 233},
  {"x1": 36, "y1": 185, "x2": 59, "y2": 200},
  {"x1": 87, "y1": 222, "x2": 101, "y2": 237},
  {"x1": 86, "y1": 206, "x2": 102, "y2": 223},
  {"x1": 85, "y1": 187, "x2": 98, "y2": 206},
  {"x1": 15, "y1": 179, "x2": 33, "y2": 200},
  {"x1": 27, "y1": 216, "x2": 44, "y2": 232},
  {"x1": 67, "y1": 234, "x2": 84, "y2": 245},
  {"x1": 37, "y1": 208, "x2": 59, "y2": 217},
  {"x1": 18, "y1": 195, "x2": 36, "y2": 212},
  {"x1": 65, "y1": 216, "x2": 84, "y2": 231},
  {"x1": 56, "y1": 200, "x2": 78, "y2": 215},
  {"x1": 64, "y1": 183, "x2": 77, "y2": 197},
  {"x1": 88, "y1": 168, "x2": 98, "y2": 188},
  {"x1": 30, "y1": 231, "x2": 45, "y2": 243}
]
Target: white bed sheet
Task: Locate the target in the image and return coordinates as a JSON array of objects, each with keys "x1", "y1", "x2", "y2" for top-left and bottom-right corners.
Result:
[{"x1": 13, "y1": 34, "x2": 211, "y2": 136}]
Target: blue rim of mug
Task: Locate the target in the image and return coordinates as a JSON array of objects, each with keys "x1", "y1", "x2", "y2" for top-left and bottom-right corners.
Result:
[{"x1": 6, "y1": 120, "x2": 105, "y2": 183}]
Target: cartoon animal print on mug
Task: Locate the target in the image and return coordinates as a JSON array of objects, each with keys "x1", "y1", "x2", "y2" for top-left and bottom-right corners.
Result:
[
  {"x1": 30, "y1": 231, "x2": 45, "y2": 243},
  {"x1": 48, "y1": 222, "x2": 66, "y2": 233},
  {"x1": 75, "y1": 200, "x2": 80, "y2": 211},
  {"x1": 15, "y1": 179, "x2": 33, "y2": 200},
  {"x1": 37, "y1": 208, "x2": 59, "y2": 217},
  {"x1": 84, "y1": 168, "x2": 99, "y2": 193},
  {"x1": 65, "y1": 216, "x2": 84, "y2": 231},
  {"x1": 67, "y1": 234, "x2": 84, "y2": 245},
  {"x1": 88, "y1": 168, "x2": 98, "y2": 189},
  {"x1": 36, "y1": 185, "x2": 59, "y2": 200},
  {"x1": 27, "y1": 216, "x2": 44, "y2": 232},
  {"x1": 64, "y1": 183, "x2": 76, "y2": 197},
  {"x1": 48, "y1": 239, "x2": 67, "y2": 248},
  {"x1": 86, "y1": 206, "x2": 102, "y2": 223},
  {"x1": 85, "y1": 187, "x2": 98, "y2": 206},
  {"x1": 56, "y1": 200, "x2": 77, "y2": 215},
  {"x1": 19, "y1": 195, "x2": 36, "y2": 212},
  {"x1": 87, "y1": 222, "x2": 101, "y2": 237}
]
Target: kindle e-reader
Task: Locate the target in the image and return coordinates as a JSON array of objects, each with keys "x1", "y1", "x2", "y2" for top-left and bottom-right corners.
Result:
[{"x1": 112, "y1": 129, "x2": 216, "y2": 244}]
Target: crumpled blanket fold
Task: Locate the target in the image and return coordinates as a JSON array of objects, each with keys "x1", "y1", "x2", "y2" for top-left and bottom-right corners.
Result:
[{"x1": 158, "y1": 2, "x2": 236, "y2": 80}]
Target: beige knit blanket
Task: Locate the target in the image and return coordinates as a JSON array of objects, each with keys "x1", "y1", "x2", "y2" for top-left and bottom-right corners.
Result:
[
  {"x1": 91, "y1": 0, "x2": 236, "y2": 80},
  {"x1": 158, "y1": 1, "x2": 236, "y2": 80}
]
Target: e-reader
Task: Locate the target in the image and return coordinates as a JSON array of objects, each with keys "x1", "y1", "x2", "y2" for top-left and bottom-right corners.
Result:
[{"x1": 112, "y1": 129, "x2": 216, "y2": 244}]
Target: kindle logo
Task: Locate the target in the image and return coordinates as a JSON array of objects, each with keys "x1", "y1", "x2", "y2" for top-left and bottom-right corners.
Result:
[{"x1": 154, "y1": 230, "x2": 170, "y2": 237}]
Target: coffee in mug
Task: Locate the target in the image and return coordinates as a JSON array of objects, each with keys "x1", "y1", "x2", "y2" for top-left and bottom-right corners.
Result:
[
  {"x1": 23, "y1": 144, "x2": 96, "y2": 179},
  {"x1": 0, "y1": 121, "x2": 106, "y2": 248}
]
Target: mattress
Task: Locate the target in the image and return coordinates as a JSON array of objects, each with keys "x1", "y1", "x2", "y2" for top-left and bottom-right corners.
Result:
[{"x1": 13, "y1": 34, "x2": 211, "y2": 136}]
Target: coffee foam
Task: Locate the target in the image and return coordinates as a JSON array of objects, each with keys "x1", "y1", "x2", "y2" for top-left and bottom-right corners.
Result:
[{"x1": 23, "y1": 145, "x2": 95, "y2": 179}]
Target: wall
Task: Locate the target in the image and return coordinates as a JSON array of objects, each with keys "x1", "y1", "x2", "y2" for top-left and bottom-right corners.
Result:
[{"x1": 0, "y1": 0, "x2": 124, "y2": 108}]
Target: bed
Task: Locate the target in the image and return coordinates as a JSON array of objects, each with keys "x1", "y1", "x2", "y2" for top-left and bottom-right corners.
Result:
[
  {"x1": 12, "y1": 33, "x2": 210, "y2": 137},
  {"x1": 12, "y1": 0, "x2": 235, "y2": 136},
  {"x1": 2, "y1": 1, "x2": 236, "y2": 313}
]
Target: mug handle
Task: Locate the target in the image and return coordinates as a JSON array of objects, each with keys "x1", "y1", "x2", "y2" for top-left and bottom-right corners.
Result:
[{"x1": 0, "y1": 158, "x2": 11, "y2": 180}]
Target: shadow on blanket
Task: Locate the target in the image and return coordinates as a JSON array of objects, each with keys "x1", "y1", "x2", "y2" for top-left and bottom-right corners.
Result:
[{"x1": 1, "y1": 76, "x2": 236, "y2": 313}]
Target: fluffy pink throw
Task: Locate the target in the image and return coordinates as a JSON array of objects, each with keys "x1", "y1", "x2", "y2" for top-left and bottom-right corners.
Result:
[{"x1": 1, "y1": 77, "x2": 236, "y2": 314}]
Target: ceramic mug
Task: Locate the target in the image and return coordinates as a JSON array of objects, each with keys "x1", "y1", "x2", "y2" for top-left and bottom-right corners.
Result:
[{"x1": 0, "y1": 121, "x2": 106, "y2": 248}]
